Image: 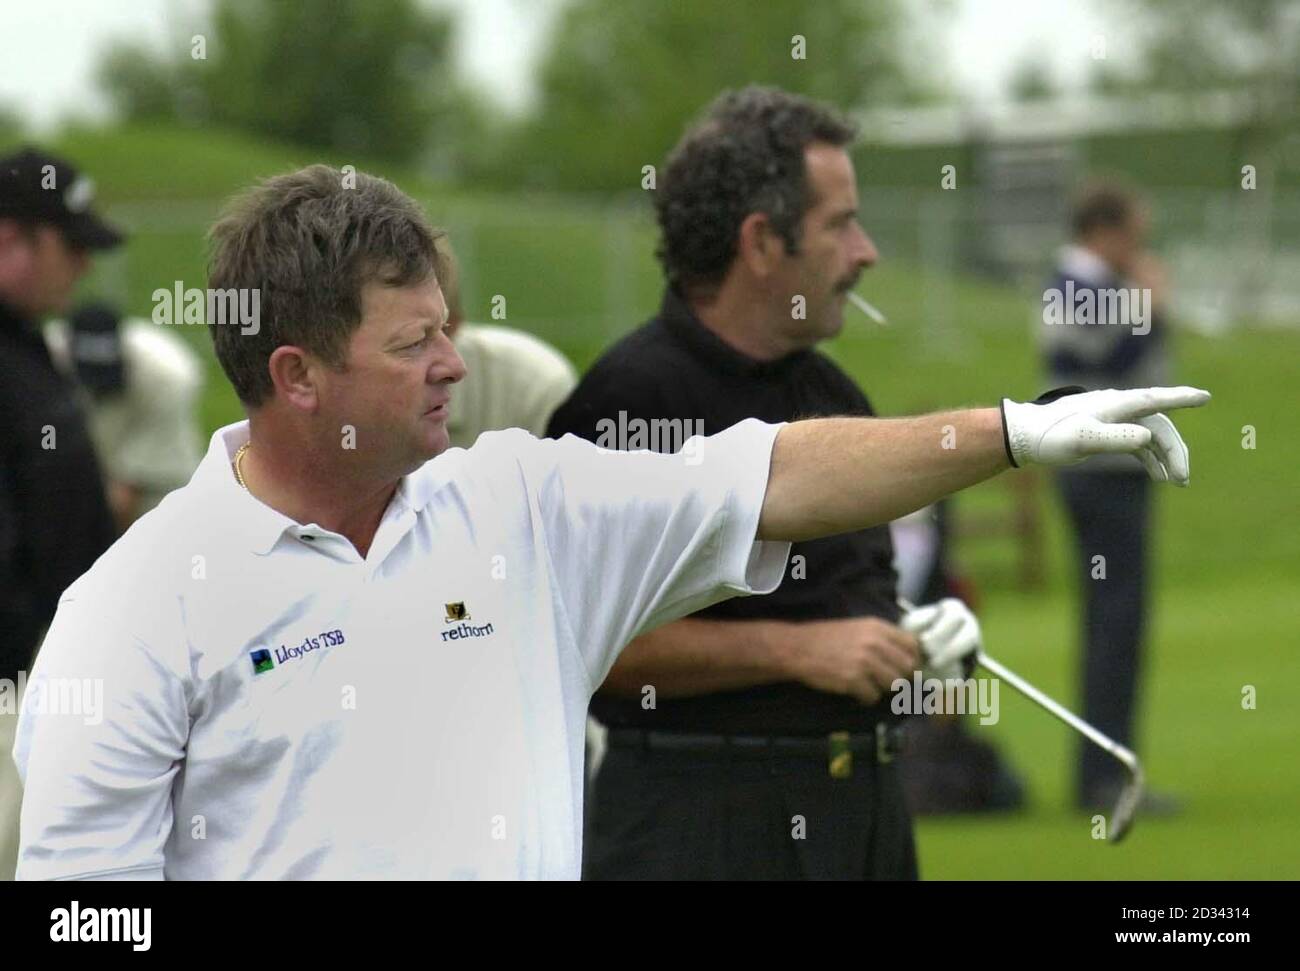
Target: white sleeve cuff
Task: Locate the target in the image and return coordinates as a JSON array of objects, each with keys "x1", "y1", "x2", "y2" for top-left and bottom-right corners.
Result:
[{"x1": 713, "y1": 419, "x2": 790, "y2": 597}]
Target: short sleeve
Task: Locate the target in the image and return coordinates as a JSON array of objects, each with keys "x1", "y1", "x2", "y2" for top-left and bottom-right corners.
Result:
[
  {"x1": 13, "y1": 583, "x2": 189, "y2": 881},
  {"x1": 519, "y1": 418, "x2": 791, "y2": 688}
]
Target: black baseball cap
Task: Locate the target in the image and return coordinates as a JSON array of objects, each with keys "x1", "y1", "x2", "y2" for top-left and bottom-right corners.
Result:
[{"x1": 0, "y1": 146, "x2": 125, "y2": 250}]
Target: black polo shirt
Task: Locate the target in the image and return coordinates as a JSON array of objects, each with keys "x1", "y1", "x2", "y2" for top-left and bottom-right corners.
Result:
[
  {"x1": 0, "y1": 298, "x2": 116, "y2": 682},
  {"x1": 546, "y1": 287, "x2": 900, "y2": 735}
]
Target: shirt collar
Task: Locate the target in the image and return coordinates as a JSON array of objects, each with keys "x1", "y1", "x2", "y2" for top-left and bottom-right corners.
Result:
[
  {"x1": 395, "y1": 454, "x2": 457, "y2": 513},
  {"x1": 1058, "y1": 244, "x2": 1118, "y2": 284},
  {"x1": 195, "y1": 421, "x2": 299, "y2": 556},
  {"x1": 658, "y1": 286, "x2": 811, "y2": 379},
  {"x1": 196, "y1": 420, "x2": 458, "y2": 556}
]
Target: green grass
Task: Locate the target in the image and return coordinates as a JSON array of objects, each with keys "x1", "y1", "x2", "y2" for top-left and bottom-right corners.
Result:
[
  {"x1": 824, "y1": 289, "x2": 1300, "y2": 879},
  {"x1": 29, "y1": 122, "x2": 1300, "y2": 879}
]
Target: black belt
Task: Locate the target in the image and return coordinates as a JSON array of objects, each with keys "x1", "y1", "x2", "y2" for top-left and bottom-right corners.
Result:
[{"x1": 606, "y1": 724, "x2": 903, "y2": 778}]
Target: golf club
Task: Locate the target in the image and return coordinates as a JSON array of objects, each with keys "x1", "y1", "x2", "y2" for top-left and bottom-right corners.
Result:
[
  {"x1": 899, "y1": 598, "x2": 1146, "y2": 841},
  {"x1": 974, "y1": 652, "x2": 1145, "y2": 842}
]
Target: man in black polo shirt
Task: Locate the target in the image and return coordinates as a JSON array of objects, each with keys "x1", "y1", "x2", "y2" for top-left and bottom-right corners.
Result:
[
  {"x1": 0, "y1": 147, "x2": 121, "y2": 879},
  {"x1": 548, "y1": 87, "x2": 983, "y2": 879}
]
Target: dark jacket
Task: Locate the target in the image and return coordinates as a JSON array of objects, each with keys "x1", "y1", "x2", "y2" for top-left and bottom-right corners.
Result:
[{"x1": 0, "y1": 298, "x2": 116, "y2": 681}]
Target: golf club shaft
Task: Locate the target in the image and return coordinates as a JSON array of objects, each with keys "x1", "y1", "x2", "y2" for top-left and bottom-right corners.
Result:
[
  {"x1": 975, "y1": 651, "x2": 1139, "y2": 771},
  {"x1": 897, "y1": 597, "x2": 1138, "y2": 772}
]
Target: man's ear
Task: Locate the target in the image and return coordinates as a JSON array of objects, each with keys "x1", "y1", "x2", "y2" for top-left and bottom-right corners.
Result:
[
  {"x1": 737, "y1": 211, "x2": 784, "y2": 279},
  {"x1": 266, "y1": 345, "x2": 321, "y2": 413}
]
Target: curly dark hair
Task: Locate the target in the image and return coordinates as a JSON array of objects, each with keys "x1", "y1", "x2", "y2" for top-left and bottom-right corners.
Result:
[{"x1": 654, "y1": 86, "x2": 857, "y2": 298}]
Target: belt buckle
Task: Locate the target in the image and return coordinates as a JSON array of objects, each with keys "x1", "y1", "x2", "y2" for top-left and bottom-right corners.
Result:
[
  {"x1": 876, "y1": 723, "x2": 895, "y2": 764},
  {"x1": 828, "y1": 731, "x2": 852, "y2": 779}
]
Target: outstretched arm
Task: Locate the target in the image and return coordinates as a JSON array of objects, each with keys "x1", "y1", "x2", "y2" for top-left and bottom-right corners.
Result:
[{"x1": 758, "y1": 386, "x2": 1210, "y2": 543}]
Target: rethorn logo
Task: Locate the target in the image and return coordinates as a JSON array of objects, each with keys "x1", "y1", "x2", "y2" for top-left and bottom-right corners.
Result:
[
  {"x1": 594, "y1": 410, "x2": 706, "y2": 465},
  {"x1": 441, "y1": 621, "x2": 494, "y2": 641}
]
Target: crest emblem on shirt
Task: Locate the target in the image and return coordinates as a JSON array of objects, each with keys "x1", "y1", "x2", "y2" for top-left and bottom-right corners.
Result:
[{"x1": 445, "y1": 601, "x2": 470, "y2": 623}]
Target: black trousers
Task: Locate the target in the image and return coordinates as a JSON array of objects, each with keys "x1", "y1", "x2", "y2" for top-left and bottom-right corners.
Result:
[
  {"x1": 583, "y1": 738, "x2": 919, "y2": 880},
  {"x1": 1056, "y1": 469, "x2": 1152, "y2": 800}
]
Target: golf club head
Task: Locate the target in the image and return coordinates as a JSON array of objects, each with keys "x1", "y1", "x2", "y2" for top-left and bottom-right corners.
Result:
[{"x1": 1107, "y1": 755, "x2": 1146, "y2": 843}]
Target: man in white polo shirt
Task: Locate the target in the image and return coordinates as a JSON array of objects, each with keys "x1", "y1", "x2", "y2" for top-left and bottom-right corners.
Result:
[{"x1": 12, "y1": 164, "x2": 1209, "y2": 880}]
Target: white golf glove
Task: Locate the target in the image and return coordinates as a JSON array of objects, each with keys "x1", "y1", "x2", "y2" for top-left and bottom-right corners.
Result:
[
  {"x1": 900, "y1": 597, "x2": 981, "y2": 682},
  {"x1": 1000, "y1": 386, "x2": 1211, "y2": 485}
]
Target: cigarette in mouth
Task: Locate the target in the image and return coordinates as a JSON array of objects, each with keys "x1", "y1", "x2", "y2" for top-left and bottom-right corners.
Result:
[{"x1": 846, "y1": 291, "x2": 888, "y2": 325}]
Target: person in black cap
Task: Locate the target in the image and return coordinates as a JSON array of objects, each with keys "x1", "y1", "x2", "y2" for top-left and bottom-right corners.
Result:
[
  {"x1": 0, "y1": 146, "x2": 122, "y2": 880},
  {"x1": 44, "y1": 301, "x2": 205, "y2": 531}
]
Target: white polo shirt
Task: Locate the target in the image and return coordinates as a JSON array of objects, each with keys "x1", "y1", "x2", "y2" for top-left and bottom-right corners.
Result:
[{"x1": 13, "y1": 418, "x2": 789, "y2": 880}]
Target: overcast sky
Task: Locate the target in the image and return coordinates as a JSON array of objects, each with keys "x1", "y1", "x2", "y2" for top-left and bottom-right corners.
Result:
[{"x1": 1, "y1": 0, "x2": 1119, "y2": 131}]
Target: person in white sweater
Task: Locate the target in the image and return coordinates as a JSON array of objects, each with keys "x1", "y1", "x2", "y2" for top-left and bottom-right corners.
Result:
[{"x1": 435, "y1": 241, "x2": 576, "y2": 450}]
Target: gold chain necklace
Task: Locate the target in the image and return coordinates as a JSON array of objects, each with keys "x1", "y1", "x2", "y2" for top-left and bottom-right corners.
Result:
[{"x1": 233, "y1": 442, "x2": 251, "y2": 491}]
